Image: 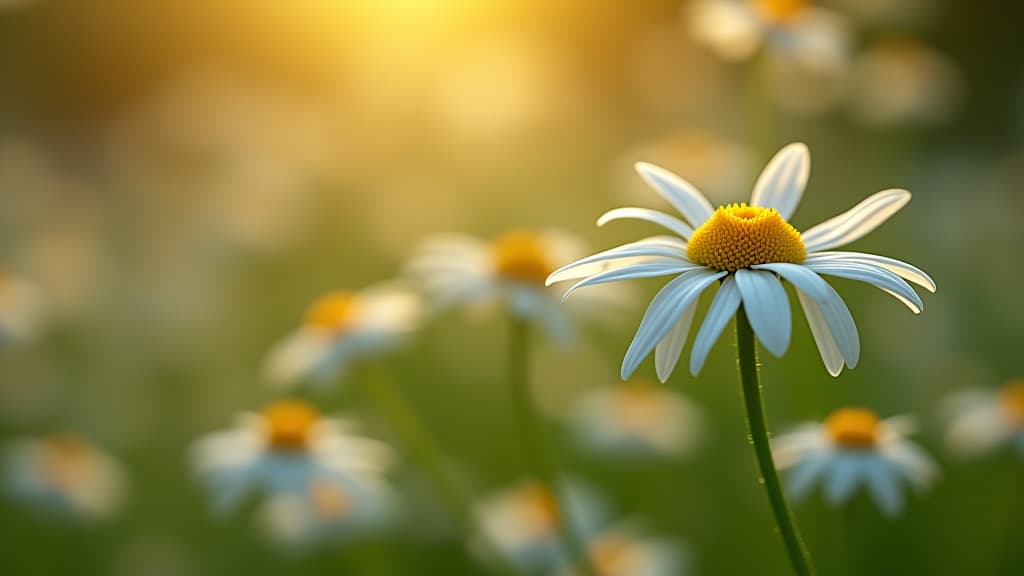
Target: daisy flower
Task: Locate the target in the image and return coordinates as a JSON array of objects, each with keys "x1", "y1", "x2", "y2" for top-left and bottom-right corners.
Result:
[
  {"x1": 690, "y1": 0, "x2": 850, "y2": 73},
  {"x1": 773, "y1": 407, "x2": 939, "y2": 517},
  {"x1": 264, "y1": 284, "x2": 422, "y2": 388},
  {"x1": 475, "y1": 480, "x2": 606, "y2": 574},
  {"x1": 944, "y1": 379, "x2": 1024, "y2": 459},
  {"x1": 408, "y1": 229, "x2": 623, "y2": 345},
  {"x1": 2, "y1": 433, "x2": 126, "y2": 522},
  {"x1": 0, "y1": 270, "x2": 42, "y2": 346},
  {"x1": 570, "y1": 525, "x2": 688, "y2": 576},
  {"x1": 547, "y1": 142, "x2": 935, "y2": 381},
  {"x1": 190, "y1": 399, "x2": 396, "y2": 532},
  {"x1": 568, "y1": 379, "x2": 705, "y2": 460}
]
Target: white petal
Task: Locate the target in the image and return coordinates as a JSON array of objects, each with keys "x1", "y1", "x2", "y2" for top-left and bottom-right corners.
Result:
[
  {"x1": 786, "y1": 453, "x2": 832, "y2": 501},
  {"x1": 804, "y1": 251, "x2": 935, "y2": 292},
  {"x1": 621, "y1": 269, "x2": 725, "y2": 380},
  {"x1": 545, "y1": 237, "x2": 690, "y2": 285},
  {"x1": 560, "y1": 260, "x2": 700, "y2": 302},
  {"x1": 654, "y1": 302, "x2": 698, "y2": 382},
  {"x1": 817, "y1": 281, "x2": 861, "y2": 369},
  {"x1": 796, "y1": 289, "x2": 844, "y2": 376},
  {"x1": 689, "y1": 276, "x2": 742, "y2": 375},
  {"x1": 802, "y1": 260, "x2": 924, "y2": 313},
  {"x1": 597, "y1": 207, "x2": 694, "y2": 239},
  {"x1": 823, "y1": 455, "x2": 864, "y2": 505},
  {"x1": 750, "y1": 143, "x2": 810, "y2": 220},
  {"x1": 735, "y1": 269, "x2": 791, "y2": 357},
  {"x1": 752, "y1": 262, "x2": 830, "y2": 302},
  {"x1": 801, "y1": 189, "x2": 912, "y2": 252},
  {"x1": 863, "y1": 459, "x2": 904, "y2": 517},
  {"x1": 882, "y1": 441, "x2": 939, "y2": 491},
  {"x1": 634, "y1": 162, "x2": 716, "y2": 227}
]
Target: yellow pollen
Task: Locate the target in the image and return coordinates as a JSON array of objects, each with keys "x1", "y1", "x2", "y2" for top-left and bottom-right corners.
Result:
[
  {"x1": 261, "y1": 400, "x2": 321, "y2": 451},
  {"x1": 492, "y1": 231, "x2": 554, "y2": 285},
  {"x1": 308, "y1": 479, "x2": 351, "y2": 521},
  {"x1": 591, "y1": 535, "x2": 635, "y2": 575},
  {"x1": 754, "y1": 0, "x2": 808, "y2": 23},
  {"x1": 519, "y1": 483, "x2": 559, "y2": 534},
  {"x1": 998, "y1": 379, "x2": 1024, "y2": 426},
  {"x1": 41, "y1": 434, "x2": 96, "y2": 489},
  {"x1": 825, "y1": 408, "x2": 882, "y2": 449},
  {"x1": 303, "y1": 291, "x2": 358, "y2": 333},
  {"x1": 686, "y1": 203, "x2": 806, "y2": 272}
]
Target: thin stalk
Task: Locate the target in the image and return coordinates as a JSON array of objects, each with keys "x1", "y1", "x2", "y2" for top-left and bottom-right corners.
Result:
[
  {"x1": 357, "y1": 364, "x2": 521, "y2": 576},
  {"x1": 735, "y1": 307, "x2": 815, "y2": 576},
  {"x1": 506, "y1": 318, "x2": 599, "y2": 576}
]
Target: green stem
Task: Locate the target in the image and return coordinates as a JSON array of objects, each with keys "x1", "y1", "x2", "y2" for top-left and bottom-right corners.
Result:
[
  {"x1": 735, "y1": 307, "x2": 815, "y2": 576},
  {"x1": 506, "y1": 318, "x2": 599, "y2": 576},
  {"x1": 357, "y1": 364, "x2": 521, "y2": 576}
]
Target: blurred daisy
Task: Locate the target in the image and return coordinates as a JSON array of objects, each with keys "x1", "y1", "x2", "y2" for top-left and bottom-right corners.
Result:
[
  {"x1": 190, "y1": 399, "x2": 397, "y2": 540},
  {"x1": 475, "y1": 480, "x2": 606, "y2": 574},
  {"x1": 408, "y1": 230, "x2": 623, "y2": 345},
  {"x1": 690, "y1": 0, "x2": 850, "y2": 73},
  {"x1": 2, "y1": 433, "x2": 126, "y2": 522},
  {"x1": 568, "y1": 379, "x2": 705, "y2": 460},
  {"x1": 0, "y1": 270, "x2": 42, "y2": 346},
  {"x1": 264, "y1": 285, "x2": 422, "y2": 388},
  {"x1": 944, "y1": 379, "x2": 1024, "y2": 459},
  {"x1": 847, "y1": 39, "x2": 963, "y2": 127},
  {"x1": 571, "y1": 525, "x2": 688, "y2": 576},
  {"x1": 548, "y1": 143, "x2": 934, "y2": 381},
  {"x1": 773, "y1": 408, "x2": 938, "y2": 517}
]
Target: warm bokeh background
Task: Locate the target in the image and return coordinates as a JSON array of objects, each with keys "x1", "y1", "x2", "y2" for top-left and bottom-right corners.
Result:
[{"x1": 1, "y1": 0, "x2": 1023, "y2": 574}]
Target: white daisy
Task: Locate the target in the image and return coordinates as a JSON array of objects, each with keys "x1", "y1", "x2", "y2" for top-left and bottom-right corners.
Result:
[
  {"x1": 0, "y1": 270, "x2": 43, "y2": 346},
  {"x1": 690, "y1": 0, "x2": 850, "y2": 74},
  {"x1": 475, "y1": 479, "x2": 606, "y2": 574},
  {"x1": 547, "y1": 142, "x2": 935, "y2": 381},
  {"x1": 408, "y1": 229, "x2": 624, "y2": 345},
  {"x1": 190, "y1": 399, "x2": 396, "y2": 535},
  {"x1": 944, "y1": 379, "x2": 1024, "y2": 459},
  {"x1": 2, "y1": 433, "x2": 127, "y2": 522},
  {"x1": 568, "y1": 379, "x2": 705, "y2": 460},
  {"x1": 569, "y1": 525, "x2": 688, "y2": 576},
  {"x1": 773, "y1": 407, "x2": 939, "y2": 517},
  {"x1": 264, "y1": 284, "x2": 422, "y2": 388}
]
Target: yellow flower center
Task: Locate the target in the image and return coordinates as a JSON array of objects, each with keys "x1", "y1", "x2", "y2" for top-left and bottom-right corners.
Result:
[
  {"x1": 303, "y1": 291, "x2": 358, "y2": 333},
  {"x1": 611, "y1": 381, "x2": 668, "y2": 434},
  {"x1": 825, "y1": 408, "x2": 882, "y2": 449},
  {"x1": 754, "y1": 0, "x2": 808, "y2": 23},
  {"x1": 591, "y1": 535, "x2": 635, "y2": 575},
  {"x1": 686, "y1": 203, "x2": 806, "y2": 272},
  {"x1": 308, "y1": 479, "x2": 351, "y2": 521},
  {"x1": 998, "y1": 379, "x2": 1024, "y2": 426},
  {"x1": 519, "y1": 483, "x2": 559, "y2": 535},
  {"x1": 41, "y1": 434, "x2": 96, "y2": 489},
  {"x1": 492, "y1": 231, "x2": 554, "y2": 285},
  {"x1": 262, "y1": 400, "x2": 321, "y2": 451}
]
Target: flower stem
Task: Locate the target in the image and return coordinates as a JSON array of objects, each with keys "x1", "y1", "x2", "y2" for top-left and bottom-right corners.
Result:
[
  {"x1": 735, "y1": 307, "x2": 815, "y2": 576},
  {"x1": 506, "y1": 318, "x2": 599, "y2": 576},
  {"x1": 358, "y1": 364, "x2": 522, "y2": 576}
]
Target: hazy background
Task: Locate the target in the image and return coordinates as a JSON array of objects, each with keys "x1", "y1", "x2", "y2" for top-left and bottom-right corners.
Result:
[{"x1": 1, "y1": 0, "x2": 1022, "y2": 574}]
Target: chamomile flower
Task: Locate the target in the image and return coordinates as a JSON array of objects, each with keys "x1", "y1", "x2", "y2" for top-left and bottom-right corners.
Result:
[
  {"x1": 190, "y1": 399, "x2": 396, "y2": 532},
  {"x1": 0, "y1": 270, "x2": 42, "y2": 346},
  {"x1": 690, "y1": 0, "x2": 850, "y2": 73},
  {"x1": 408, "y1": 230, "x2": 623, "y2": 345},
  {"x1": 571, "y1": 525, "x2": 688, "y2": 576},
  {"x1": 944, "y1": 379, "x2": 1024, "y2": 459},
  {"x1": 548, "y1": 143, "x2": 935, "y2": 381},
  {"x1": 264, "y1": 284, "x2": 422, "y2": 388},
  {"x1": 2, "y1": 433, "x2": 127, "y2": 522},
  {"x1": 475, "y1": 480, "x2": 606, "y2": 574},
  {"x1": 773, "y1": 408, "x2": 938, "y2": 517},
  {"x1": 568, "y1": 379, "x2": 705, "y2": 460}
]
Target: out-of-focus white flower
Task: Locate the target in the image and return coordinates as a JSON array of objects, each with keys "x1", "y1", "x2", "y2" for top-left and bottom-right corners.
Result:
[
  {"x1": 190, "y1": 399, "x2": 397, "y2": 545},
  {"x1": 2, "y1": 433, "x2": 127, "y2": 522},
  {"x1": 0, "y1": 270, "x2": 43, "y2": 346},
  {"x1": 944, "y1": 379, "x2": 1024, "y2": 459},
  {"x1": 568, "y1": 379, "x2": 705, "y2": 460},
  {"x1": 408, "y1": 230, "x2": 625, "y2": 346},
  {"x1": 690, "y1": 0, "x2": 851, "y2": 74},
  {"x1": 264, "y1": 285, "x2": 422, "y2": 389},
  {"x1": 569, "y1": 525, "x2": 689, "y2": 576},
  {"x1": 773, "y1": 408, "x2": 939, "y2": 517},
  {"x1": 475, "y1": 480, "x2": 606, "y2": 574},
  {"x1": 549, "y1": 143, "x2": 934, "y2": 381},
  {"x1": 847, "y1": 39, "x2": 963, "y2": 127}
]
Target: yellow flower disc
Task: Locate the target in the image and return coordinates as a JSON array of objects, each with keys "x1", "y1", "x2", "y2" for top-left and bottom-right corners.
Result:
[{"x1": 686, "y1": 204, "x2": 806, "y2": 272}]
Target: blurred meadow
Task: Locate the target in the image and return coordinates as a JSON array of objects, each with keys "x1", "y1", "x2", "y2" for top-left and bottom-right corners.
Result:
[{"x1": 1, "y1": 0, "x2": 1023, "y2": 575}]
